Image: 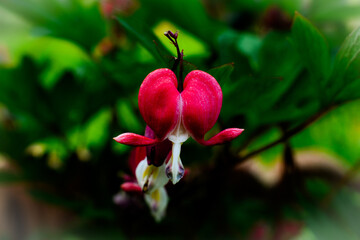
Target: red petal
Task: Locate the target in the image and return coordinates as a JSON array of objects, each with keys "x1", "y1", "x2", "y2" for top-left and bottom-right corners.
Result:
[
  {"x1": 121, "y1": 182, "x2": 142, "y2": 193},
  {"x1": 128, "y1": 147, "x2": 146, "y2": 175},
  {"x1": 113, "y1": 133, "x2": 159, "y2": 146},
  {"x1": 197, "y1": 128, "x2": 244, "y2": 146},
  {"x1": 139, "y1": 69, "x2": 180, "y2": 140},
  {"x1": 145, "y1": 126, "x2": 172, "y2": 166},
  {"x1": 181, "y1": 70, "x2": 222, "y2": 140}
]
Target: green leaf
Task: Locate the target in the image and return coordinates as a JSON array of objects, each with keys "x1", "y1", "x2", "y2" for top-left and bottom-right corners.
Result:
[
  {"x1": 81, "y1": 108, "x2": 112, "y2": 149},
  {"x1": 217, "y1": 30, "x2": 252, "y2": 75},
  {"x1": 311, "y1": 2, "x2": 360, "y2": 22},
  {"x1": 182, "y1": 60, "x2": 198, "y2": 77},
  {"x1": 116, "y1": 16, "x2": 171, "y2": 65},
  {"x1": 140, "y1": 0, "x2": 225, "y2": 47},
  {"x1": 0, "y1": 0, "x2": 106, "y2": 50},
  {"x1": 221, "y1": 33, "x2": 306, "y2": 127},
  {"x1": 330, "y1": 27, "x2": 360, "y2": 102},
  {"x1": 0, "y1": 0, "x2": 54, "y2": 24},
  {"x1": 291, "y1": 12, "x2": 330, "y2": 88},
  {"x1": 336, "y1": 78, "x2": 360, "y2": 102},
  {"x1": 0, "y1": 5, "x2": 31, "y2": 65},
  {"x1": 254, "y1": 33, "x2": 303, "y2": 119},
  {"x1": 333, "y1": 27, "x2": 360, "y2": 79},
  {"x1": 20, "y1": 37, "x2": 92, "y2": 90},
  {"x1": 116, "y1": 100, "x2": 142, "y2": 133},
  {"x1": 0, "y1": 57, "x2": 56, "y2": 125},
  {"x1": 207, "y1": 63, "x2": 234, "y2": 87},
  {"x1": 236, "y1": 33, "x2": 263, "y2": 70},
  {"x1": 153, "y1": 20, "x2": 209, "y2": 58}
]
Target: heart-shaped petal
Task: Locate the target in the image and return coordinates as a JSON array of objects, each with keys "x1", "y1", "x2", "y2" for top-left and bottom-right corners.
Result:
[
  {"x1": 139, "y1": 69, "x2": 180, "y2": 140},
  {"x1": 181, "y1": 70, "x2": 222, "y2": 141}
]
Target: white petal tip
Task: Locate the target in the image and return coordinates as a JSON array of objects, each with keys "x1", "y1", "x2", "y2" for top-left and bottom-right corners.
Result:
[
  {"x1": 165, "y1": 164, "x2": 184, "y2": 184},
  {"x1": 170, "y1": 176, "x2": 181, "y2": 185},
  {"x1": 144, "y1": 188, "x2": 169, "y2": 222}
]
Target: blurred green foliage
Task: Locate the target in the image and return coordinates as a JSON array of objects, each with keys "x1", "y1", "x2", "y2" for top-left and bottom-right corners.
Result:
[{"x1": 1, "y1": 0, "x2": 360, "y2": 239}]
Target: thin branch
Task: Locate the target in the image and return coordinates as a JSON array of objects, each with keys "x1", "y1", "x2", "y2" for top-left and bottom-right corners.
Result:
[{"x1": 236, "y1": 105, "x2": 335, "y2": 163}]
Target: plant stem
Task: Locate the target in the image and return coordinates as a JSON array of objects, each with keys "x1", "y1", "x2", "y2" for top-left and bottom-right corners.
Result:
[
  {"x1": 164, "y1": 31, "x2": 184, "y2": 92},
  {"x1": 236, "y1": 105, "x2": 335, "y2": 163}
]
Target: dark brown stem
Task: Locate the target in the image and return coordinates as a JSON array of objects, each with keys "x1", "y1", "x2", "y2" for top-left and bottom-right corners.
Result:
[
  {"x1": 283, "y1": 141, "x2": 296, "y2": 174},
  {"x1": 164, "y1": 30, "x2": 184, "y2": 92},
  {"x1": 237, "y1": 105, "x2": 335, "y2": 163},
  {"x1": 179, "y1": 50, "x2": 184, "y2": 92}
]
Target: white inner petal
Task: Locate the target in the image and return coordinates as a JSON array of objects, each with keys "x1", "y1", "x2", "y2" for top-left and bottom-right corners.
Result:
[
  {"x1": 144, "y1": 187, "x2": 169, "y2": 222},
  {"x1": 135, "y1": 158, "x2": 148, "y2": 189},
  {"x1": 135, "y1": 158, "x2": 169, "y2": 193},
  {"x1": 166, "y1": 118, "x2": 189, "y2": 184}
]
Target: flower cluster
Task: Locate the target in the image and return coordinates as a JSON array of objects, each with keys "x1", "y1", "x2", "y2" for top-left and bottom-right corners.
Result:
[{"x1": 116, "y1": 127, "x2": 171, "y2": 221}]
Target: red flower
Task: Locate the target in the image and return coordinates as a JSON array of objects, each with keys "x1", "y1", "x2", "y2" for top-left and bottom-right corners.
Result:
[{"x1": 114, "y1": 69, "x2": 244, "y2": 184}]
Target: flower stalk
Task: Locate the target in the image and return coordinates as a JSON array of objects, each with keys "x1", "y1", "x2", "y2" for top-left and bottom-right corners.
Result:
[{"x1": 164, "y1": 30, "x2": 184, "y2": 92}]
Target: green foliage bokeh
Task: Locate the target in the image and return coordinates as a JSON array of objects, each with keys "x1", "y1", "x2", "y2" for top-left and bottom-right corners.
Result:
[{"x1": 1, "y1": 0, "x2": 360, "y2": 239}]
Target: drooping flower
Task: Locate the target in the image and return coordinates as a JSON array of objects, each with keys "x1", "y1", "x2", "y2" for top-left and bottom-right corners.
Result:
[
  {"x1": 114, "y1": 69, "x2": 244, "y2": 184},
  {"x1": 118, "y1": 143, "x2": 170, "y2": 221}
]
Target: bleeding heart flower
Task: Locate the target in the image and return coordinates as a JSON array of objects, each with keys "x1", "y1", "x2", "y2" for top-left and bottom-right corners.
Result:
[{"x1": 114, "y1": 69, "x2": 244, "y2": 184}]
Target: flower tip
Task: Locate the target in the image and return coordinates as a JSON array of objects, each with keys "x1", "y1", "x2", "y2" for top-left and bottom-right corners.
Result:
[
  {"x1": 199, "y1": 128, "x2": 245, "y2": 146},
  {"x1": 113, "y1": 133, "x2": 159, "y2": 146},
  {"x1": 233, "y1": 128, "x2": 245, "y2": 138},
  {"x1": 121, "y1": 182, "x2": 142, "y2": 193},
  {"x1": 224, "y1": 128, "x2": 244, "y2": 140},
  {"x1": 166, "y1": 162, "x2": 185, "y2": 185},
  {"x1": 237, "y1": 128, "x2": 245, "y2": 134},
  {"x1": 113, "y1": 134, "x2": 123, "y2": 143},
  {"x1": 169, "y1": 174, "x2": 182, "y2": 185}
]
